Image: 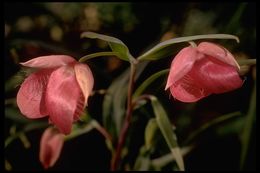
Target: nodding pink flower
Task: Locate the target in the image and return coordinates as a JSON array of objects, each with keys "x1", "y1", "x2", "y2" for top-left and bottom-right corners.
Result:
[
  {"x1": 17, "y1": 55, "x2": 94, "y2": 134},
  {"x1": 165, "y1": 42, "x2": 243, "y2": 103},
  {"x1": 40, "y1": 127, "x2": 64, "y2": 169}
]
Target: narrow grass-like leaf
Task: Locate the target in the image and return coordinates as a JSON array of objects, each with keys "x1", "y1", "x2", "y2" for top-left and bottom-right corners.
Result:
[
  {"x1": 184, "y1": 111, "x2": 242, "y2": 145},
  {"x1": 137, "y1": 34, "x2": 239, "y2": 61},
  {"x1": 133, "y1": 146, "x2": 151, "y2": 171},
  {"x1": 133, "y1": 69, "x2": 169, "y2": 99},
  {"x1": 65, "y1": 120, "x2": 96, "y2": 141},
  {"x1": 151, "y1": 146, "x2": 193, "y2": 168},
  {"x1": 240, "y1": 84, "x2": 256, "y2": 169},
  {"x1": 102, "y1": 62, "x2": 148, "y2": 137},
  {"x1": 144, "y1": 118, "x2": 159, "y2": 151},
  {"x1": 78, "y1": 52, "x2": 121, "y2": 62},
  {"x1": 5, "y1": 121, "x2": 48, "y2": 148},
  {"x1": 5, "y1": 107, "x2": 33, "y2": 123},
  {"x1": 150, "y1": 96, "x2": 184, "y2": 171}
]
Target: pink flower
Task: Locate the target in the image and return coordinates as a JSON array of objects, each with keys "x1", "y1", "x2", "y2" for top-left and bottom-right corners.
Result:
[
  {"x1": 39, "y1": 127, "x2": 64, "y2": 169},
  {"x1": 17, "y1": 55, "x2": 94, "y2": 134},
  {"x1": 165, "y1": 42, "x2": 243, "y2": 102}
]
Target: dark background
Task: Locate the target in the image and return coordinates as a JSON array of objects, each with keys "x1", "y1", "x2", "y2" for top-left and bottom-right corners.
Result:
[{"x1": 5, "y1": 2, "x2": 256, "y2": 171}]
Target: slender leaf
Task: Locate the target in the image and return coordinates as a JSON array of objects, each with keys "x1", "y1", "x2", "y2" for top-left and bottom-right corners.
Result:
[
  {"x1": 78, "y1": 52, "x2": 121, "y2": 62},
  {"x1": 81, "y1": 31, "x2": 134, "y2": 62},
  {"x1": 65, "y1": 120, "x2": 96, "y2": 141},
  {"x1": 102, "y1": 62, "x2": 148, "y2": 137},
  {"x1": 5, "y1": 71, "x2": 26, "y2": 92},
  {"x1": 184, "y1": 111, "x2": 242, "y2": 145},
  {"x1": 144, "y1": 118, "x2": 159, "y2": 151},
  {"x1": 133, "y1": 69, "x2": 169, "y2": 99},
  {"x1": 137, "y1": 34, "x2": 239, "y2": 61},
  {"x1": 5, "y1": 121, "x2": 48, "y2": 148},
  {"x1": 5, "y1": 107, "x2": 34, "y2": 123},
  {"x1": 151, "y1": 146, "x2": 193, "y2": 168},
  {"x1": 133, "y1": 146, "x2": 151, "y2": 171},
  {"x1": 150, "y1": 96, "x2": 184, "y2": 171},
  {"x1": 240, "y1": 83, "x2": 256, "y2": 169}
]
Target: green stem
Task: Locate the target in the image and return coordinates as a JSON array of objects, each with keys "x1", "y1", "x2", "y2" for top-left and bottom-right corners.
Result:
[
  {"x1": 5, "y1": 122, "x2": 48, "y2": 148},
  {"x1": 65, "y1": 120, "x2": 112, "y2": 142},
  {"x1": 238, "y1": 59, "x2": 256, "y2": 66},
  {"x1": 188, "y1": 41, "x2": 197, "y2": 48}
]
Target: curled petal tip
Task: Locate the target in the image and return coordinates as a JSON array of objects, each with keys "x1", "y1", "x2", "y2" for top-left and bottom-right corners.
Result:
[
  {"x1": 74, "y1": 63, "x2": 94, "y2": 107},
  {"x1": 20, "y1": 55, "x2": 76, "y2": 68}
]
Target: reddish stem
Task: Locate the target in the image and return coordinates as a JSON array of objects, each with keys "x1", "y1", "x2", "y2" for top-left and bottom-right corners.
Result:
[{"x1": 111, "y1": 64, "x2": 136, "y2": 171}]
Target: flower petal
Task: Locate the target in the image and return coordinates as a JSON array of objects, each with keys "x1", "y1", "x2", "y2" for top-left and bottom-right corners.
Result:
[
  {"x1": 170, "y1": 74, "x2": 210, "y2": 102},
  {"x1": 72, "y1": 93, "x2": 85, "y2": 122},
  {"x1": 16, "y1": 69, "x2": 52, "y2": 118},
  {"x1": 197, "y1": 42, "x2": 240, "y2": 70},
  {"x1": 165, "y1": 46, "x2": 203, "y2": 90},
  {"x1": 39, "y1": 127, "x2": 64, "y2": 169},
  {"x1": 74, "y1": 63, "x2": 94, "y2": 107},
  {"x1": 190, "y1": 56, "x2": 243, "y2": 94},
  {"x1": 20, "y1": 55, "x2": 76, "y2": 69},
  {"x1": 45, "y1": 66, "x2": 82, "y2": 134}
]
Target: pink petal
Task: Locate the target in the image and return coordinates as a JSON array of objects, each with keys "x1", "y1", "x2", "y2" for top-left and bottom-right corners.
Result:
[
  {"x1": 190, "y1": 56, "x2": 243, "y2": 94},
  {"x1": 72, "y1": 93, "x2": 85, "y2": 122},
  {"x1": 74, "y1": 63, "x2": 94, "y2": 107},
  {"x1": 20, "y1": 55, "x2": 76, "y2": 69},
  {"x1": 16, "y1": 69, "x2": 53, "y2": 118},
  {"x1": 39, "y1": 127, "x2": 64, "y2": 169},
  {"x1": 165, "y1": 46, "x2": 204, "y2": 90},
  {"x1": 197, "y1": 42, "x2": 240, "y2": 70},
  {"x1": 45, "y1": 66, "x2": 82, "y2": 134},
  {"x1": 170, "y1": 74, "x2": 210, "y2": 102},
  {"x1": 170, "y1": 56, "x2": 243, "y2": 103}
]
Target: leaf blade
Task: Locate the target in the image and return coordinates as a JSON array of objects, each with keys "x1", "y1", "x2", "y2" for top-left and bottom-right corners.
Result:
[
  {"x1": 150, "y1": 96, "x2": 184, "y2": 171},
  {"x1": 138, "y1": 34, "x2": 239, "y2": 61},
  {"x1": 81, "y1": 31, "x2": 133, "y2": 61}
]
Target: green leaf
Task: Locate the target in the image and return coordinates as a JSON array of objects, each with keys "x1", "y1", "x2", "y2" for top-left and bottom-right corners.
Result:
[
  {"x1": 5, "y1": 121, "x2": 48, "y2": 148},
  {"x1": 137, "y1": 34, "x2": 239, "y2": 61},
  {"x1": 240, "y1": 83, "x2": 256, "y2": 169},
  {"x1": 144, "y1": 118, "x2": 159, "y2": 151},
  {"x1": 81, "y1": 31, "x2": 134, "y2": 62},
  {"x1": 102, "y1": 62, "x2": 148, "y2": 137},
  {"x1": 151, "y1": 146, "x2": 193, "y2": 169},
  {"x1": 5, "y1": 107, "x2": 33, "y2": 123},
  {"x1": 184, "y1": 111, "x2": 242, "y2": 145},
  {"x1": 150, "y1": 96, "x2": 184, "y2": 171},
  {"x1": 133, "y1": 69, "x2": 169, "y2": 99},
  {"x1": 133, "y1": 146, "x2": 151, "y2": 171},
  {"x1": 78, "y1": 52, "x2": 121, "y2": 62},
  {"x1": 5, "y1": 71, "x2": 26, "y2": 93},
  {"x1": 65, "y1": 120, "x2": 96, "y2": 141},
  {"x1": 102, "y1": 68, "x2": 129, "y2": 137}
]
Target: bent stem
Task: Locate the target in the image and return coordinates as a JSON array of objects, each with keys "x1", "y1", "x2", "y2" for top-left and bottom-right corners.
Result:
[{"x1": 111, "y1": 63, "x2": 136, "y2": 171}]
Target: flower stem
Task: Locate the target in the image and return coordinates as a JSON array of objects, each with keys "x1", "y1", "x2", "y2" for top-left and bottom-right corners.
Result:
[
  {"x1": 237, "y1": 59, "x2": 256, "y2": 66},
  {"x1": 111, "y1": 63, "x2": 136, "y2": 171}
]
